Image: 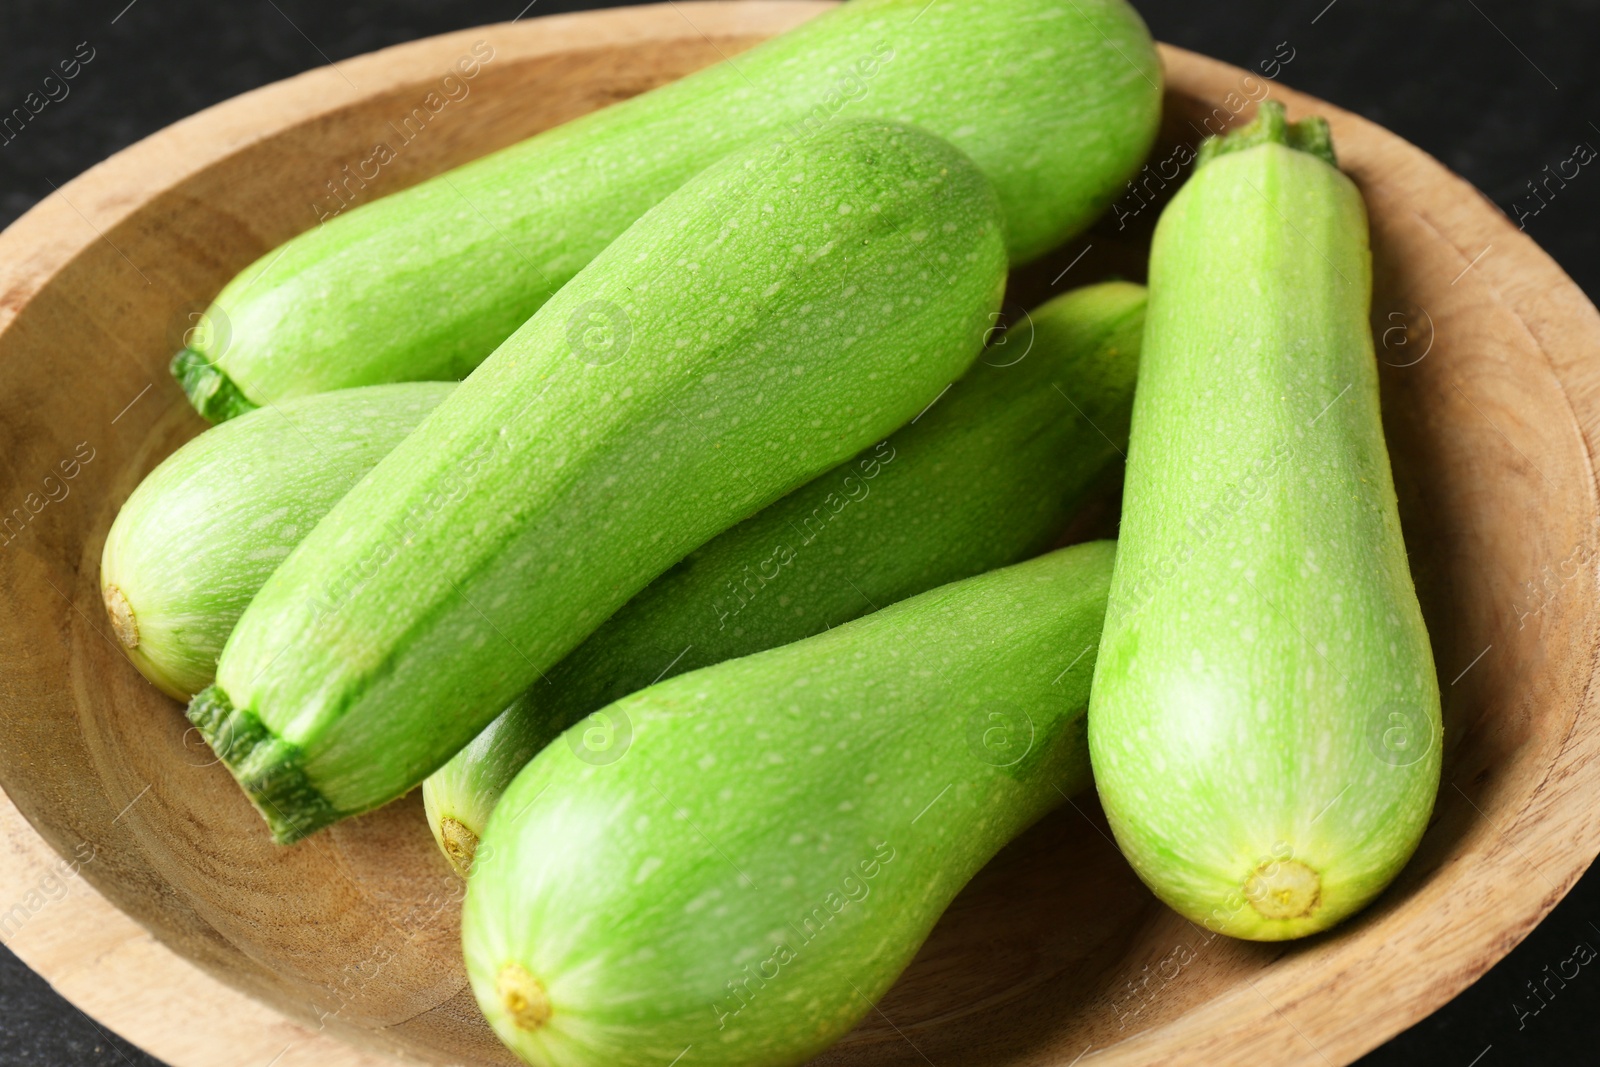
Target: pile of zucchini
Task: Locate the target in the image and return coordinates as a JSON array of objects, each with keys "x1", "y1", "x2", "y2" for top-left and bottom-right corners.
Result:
[{"x1": 101, "y1": 0, "x2": 1441, "y2": 1061}]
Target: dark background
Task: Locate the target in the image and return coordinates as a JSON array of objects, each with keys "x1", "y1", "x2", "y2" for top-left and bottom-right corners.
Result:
[{"x1": 2, "y1": 0, "x2": 1599, "y2": 1063}]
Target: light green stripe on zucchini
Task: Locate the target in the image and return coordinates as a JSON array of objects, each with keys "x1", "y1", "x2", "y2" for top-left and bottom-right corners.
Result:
[
  {"x1": 100, "y1": 383, "x2": 452, "y2": 700},
  {"x1": 1087, "y1": 102, "x2": 1441, "y2": 941},
  {"x1": 178, "y1": 0, "x2": 1160, "y2": 419},
  {"x1": 424, "y1": 280, "x2": 1146, "y2": 874},
  {"x1": 463, "y1": 541, "x2": 1115, "y2": 1067},
  {"x1": 195, "y1": 121, "x2": 1009, "y2": 843}
]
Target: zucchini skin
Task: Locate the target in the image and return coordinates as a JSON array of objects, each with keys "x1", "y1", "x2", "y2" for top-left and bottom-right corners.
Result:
[
  {"x1": 99, "y1": 383, "x2": 452, "y2": 700},
  {"x1": 424, "y1": 281, "x2": 1146, "y2": 873},
  {"x1": 424, "y1": 697, "x2": 545, "y2": 875},
  {"x1": 198, "y1": 121, "x2": 1009, "y2": 843},
  {"x1": 462, "y1": 541, "x2": 1115, "y2": 1067},
  {"x1": 1087, "y1": 105, "x2": 1441, "y2": 941},
  {"x1": 181, "y1": 0, "x2": 1160, "y2": 417}
]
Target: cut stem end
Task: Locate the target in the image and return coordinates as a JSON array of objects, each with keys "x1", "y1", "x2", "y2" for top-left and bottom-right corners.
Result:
[
  {"x1": 186, "y1": 685, "x2": 340, "y2": 844},
  {"x1": 170, "y1": 347, "x2": 260, "y2": 424},
  {"x1": 1196, "y1": 100, "x2": 1337, "y2": 170}
]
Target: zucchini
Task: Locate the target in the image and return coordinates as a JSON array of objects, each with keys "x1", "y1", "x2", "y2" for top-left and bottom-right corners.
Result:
[
  {"x1": 425, "y1": 281, "x2": 1146, "y2": 873},
  {"x1": 175, "y1": 0, "x2": 1160, "y2": 420},
  {"x1": 462, "y1": 541, "x2": 1115, "y2": 1067},
  {"x1": 100, "y1": 383, "x2": 452, "y2": 700},
  {"x1": 191, "y1": 121, "x2": 1008, "y2": 843},
  {"x1": 1087, "y1": 102, "x2": 1441, "y2": 941}
]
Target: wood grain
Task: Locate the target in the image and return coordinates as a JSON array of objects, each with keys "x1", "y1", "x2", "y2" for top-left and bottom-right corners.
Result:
[{"x1": 2, "y1": 5, "x2": 1598, "y2": 1066}]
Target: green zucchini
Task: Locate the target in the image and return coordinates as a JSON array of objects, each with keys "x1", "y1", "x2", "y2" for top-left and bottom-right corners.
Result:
[
  {"x1": 1087, "y1": 102, "x2": 1441, "y2": 941},
  {"x1": 175, "y1": 0, "x2": 1160, "y2": 421},
  {"x1": 191, "y1": 121, "x2": 1008, "y2": 843},
  {"x1": 424, "y1": 280, "x2": 1146, "y2": 874},
  {"x1": 462, "y1": 540, "x2": 1114, "y2": 1067},
  {"x1": 100, "y1": 383, "x2": 452, "y2": 700}
]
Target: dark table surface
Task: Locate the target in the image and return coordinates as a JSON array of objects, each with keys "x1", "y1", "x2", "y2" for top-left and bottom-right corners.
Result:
[{"x1": 3, "y1": 0, "x2": 1599, "y2": 1064}]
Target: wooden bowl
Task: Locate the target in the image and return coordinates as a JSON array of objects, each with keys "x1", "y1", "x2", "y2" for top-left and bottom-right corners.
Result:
[{"x1": 3, "y1": 4, "x2": 1598, "y2": 1065}]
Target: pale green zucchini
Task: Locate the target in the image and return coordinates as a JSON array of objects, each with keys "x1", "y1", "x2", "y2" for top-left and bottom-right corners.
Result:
[
  {"x1": 424, "y1": 281, "x2": 1146, "y2": 873},
  {"x1": 175, "y1": 0, "x2": 1160, "y2": 420},
  {"x1": 1087, "y1": 103, "x2": 1441, "y2": 941},
  {"x1": 100, "y1": 383, "x2": 452, "y2": 700},
  {"x1": 191, "y1": 121, "x2": 1008, "y2": 843},
  {"x1": 463, "y1": 541, "x2": 1115, "y2": 1067}
]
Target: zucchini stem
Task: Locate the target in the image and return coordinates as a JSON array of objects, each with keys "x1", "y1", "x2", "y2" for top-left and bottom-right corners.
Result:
[
  {"x1": 186, "y1": 685, "x2": 338, "y2": 843},
  {"x1": 1196, "y1": 99, "x2": 1337, "y2": 170},
  {"x1": 170, "y1": 348, "x2": 260, "y2": 424}
]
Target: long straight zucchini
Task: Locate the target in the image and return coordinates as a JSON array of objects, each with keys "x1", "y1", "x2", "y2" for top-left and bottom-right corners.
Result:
[
  {"x1": 174, "y1": 0, "x2": 1160, "y2": 420},
  {"x1": 424, "y1": 281, "x2": 1145, "y2": 873},
  {"x1": 191, "y1": 121, "x2": 1008, "y2": 843},
  {"x1": 463, "y1": 541, "x2": 1115, "y2": 1067},
  {"x1": 1087, "y1": 103, "x2": 1441, "y2": 941},
  {"x1": 100, "y1": 383, "x2": 452, "y2": 700}
]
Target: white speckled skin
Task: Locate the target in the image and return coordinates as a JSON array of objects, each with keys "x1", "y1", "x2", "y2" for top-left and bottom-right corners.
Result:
[
  {"x1": 197, "y1": 0, "x2": 1161, "y2": 406},
  {"x1": 1087, "y1": 137, "x2": 1441, "y2": 940},
  {"x1": 214, "y1": 120, "x2": 1007, "y2": 825},
  {"x1": 464, "y1": 542, "x2": 1114, "y2": 1067},
  {"x1": 422, "y1": 281, "x2": 1145, "y2": 864},
  {"x1": 99, "y1": 383, "x2": 453, "y2": 700}
]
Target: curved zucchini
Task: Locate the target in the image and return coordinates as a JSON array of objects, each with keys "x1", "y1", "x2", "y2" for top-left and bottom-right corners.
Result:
[
  {"x1": 463, "y1": 541, "x2": 1115, "y2": 1067},
  {"x1": 100, "y1": 383, "x2": 452, "y2": 700},
  {"x1": 192, "y1": 121, "x2": 1008, "y2": 843},
  {"x1": 424, "y1": 281, "x2": 1146, "y2": 873},
  {"x1": 1087, "y1": 103, "x2": 1441, "y2": 941},
  {"x1": 176, "y1": 0, "x2": 1160, "y2": 420}
]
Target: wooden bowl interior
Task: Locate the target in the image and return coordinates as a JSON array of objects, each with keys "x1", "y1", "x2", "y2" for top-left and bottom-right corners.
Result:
[{"x1": 1, "y1": 7, "x2": 1597, "y2": 1065}]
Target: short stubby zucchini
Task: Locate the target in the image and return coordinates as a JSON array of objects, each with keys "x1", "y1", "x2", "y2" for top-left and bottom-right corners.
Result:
[
  {"x1": 424, "y1": 281, "x2": 1146, "y2": 874},
  {"x1": 192, "y1": 121, "x2": 1009, "y2": 843},
  {"x1": 100, "y1": 383, "x2": 452, "y2": 700},
  {"x1": 1087, "y1": 102, "x2": 1441, "y2": 941},
  {"x1": 462, "y1": 541, "x2": 1115, "y2": 1067},
  {"x1": 174, "y1": 0, "x2": 1161, "y2": 420}
]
